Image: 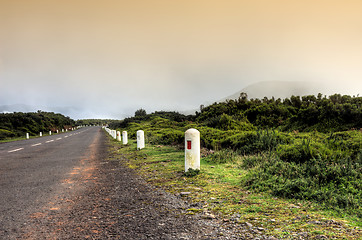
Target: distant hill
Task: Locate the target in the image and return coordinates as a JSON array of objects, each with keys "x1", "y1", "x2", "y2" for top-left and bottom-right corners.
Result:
[{"x1": 221, "y1": 81, "x2": 325, "y2": 102}]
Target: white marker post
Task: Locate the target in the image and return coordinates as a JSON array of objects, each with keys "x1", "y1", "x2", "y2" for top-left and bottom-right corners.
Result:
[
  {"x1": 26, "y1": 133, "x2": 29, "y2": 139},
  {"x1": 62, "y1": 129, "x2": 64, "y2": 132},
  {"x1": 40, "y1": 132, "x2": 42, "y2": 137},
  {"x1": 185, "y1": 128, "x2": 200, "y2": 172},
  {"x1": 122, "y1": 131, "x2": 128, "y2": 145},
  {"x1": 49, "y1": 131, "x2": 52, "y2": 135},
  {"x1": 137, "y1": 130, "x2": 145, "y2": 150},
  {"x1": 116, "y1": 131, "x2": 122, "y2": 141},
  {"x1": 112, "y1": 130, "x2": 117, "y2": 139}
]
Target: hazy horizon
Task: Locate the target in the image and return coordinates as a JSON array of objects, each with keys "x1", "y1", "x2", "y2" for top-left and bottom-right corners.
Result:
[{"x1": 1, "y1": 1, "x2": 361, "y2": 119}]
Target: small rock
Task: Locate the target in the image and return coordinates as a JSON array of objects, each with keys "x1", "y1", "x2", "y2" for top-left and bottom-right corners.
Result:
[
  {"x1": 290, "y1": 204, "x2": 300, "y2": 209},
  {"x1": 245, "y1": 222, "x2": 253, "y2": 228},
  {"x1": 266, "y1": 237, "x2": 278, "y2": 240},
  {"x1": 308, "y1": 220, "x2": 322, "y2": 225},
  {"x1": 210, "y1": 166, "x2": 215, "y2": 168},
  {"x1": 316, "y1": 235, "x2": 328, "y2": 239},
  {"x1": 257, "y1": 227, "x2": 264, "y2": 231},
  {"x1": 180, "y1": 192, "x2": 191, "y2": 196},
  {"x1": 298, "y1": 232, "x2": 308, "y2": 238},
  {"x1": 202, "y1": 213, "x2": 216, "y2": 219}
]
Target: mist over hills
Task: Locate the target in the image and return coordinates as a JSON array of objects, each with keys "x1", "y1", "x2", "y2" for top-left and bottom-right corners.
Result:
[
  {"x1": 1, "y1": 81, "x2": 357, "y2": 118},
  {"x1": 0, "y1": 104, "x2": 79, "y2": 119},
  {"x1": 220, "y1": 81, "x2": 327, "y2": 102},
  {"x1": 184, "y1": 80, "x2": 330, "y2": 115}
]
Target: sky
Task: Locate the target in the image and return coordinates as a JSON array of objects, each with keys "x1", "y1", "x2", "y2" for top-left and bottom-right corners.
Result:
[{"x1": 1, "y1": 0, "x2": 362, "y2": 119}]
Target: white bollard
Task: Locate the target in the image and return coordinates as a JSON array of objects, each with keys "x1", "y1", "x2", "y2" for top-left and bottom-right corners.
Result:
[
  {"x1": 62, "y1": 129, "x2": 64, "y2": 132},
  {"x1": 122, "y1": 131, "x2": 128, "y2": 144},
  {"x1": 26, "y1": 133, "x2": 29, "y2": 139},
  {"x1": 116, "y1": 131, "x2": 122, "y2": 141},
  {"x1": 49, "y1": 131, "x2": 52, "y2": 135},
  {"x1": 137, "y1": 130, "x2": 145, "y2": 150},
  {"x1": 112, "y1": 130, "x2": 117, "y2": 139},
  {"x1": 57, "y1": 130, "x2": 59, "y2": 133},
  {"x1": 185, "y1": 128, "x2": 200, "y2": 172},
  {"x1": 40, "y1": 132, "x2": 42, "y2": 137}
]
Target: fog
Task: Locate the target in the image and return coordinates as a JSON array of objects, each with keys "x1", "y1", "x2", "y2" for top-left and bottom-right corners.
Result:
[{"x1": 0, "y1": 0, "x2": 361, "y2": 119}]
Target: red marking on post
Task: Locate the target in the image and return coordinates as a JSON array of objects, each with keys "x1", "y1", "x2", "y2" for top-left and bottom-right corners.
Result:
[{"x1": 187, "y1": 140, "x2": 192, "y2": 150}]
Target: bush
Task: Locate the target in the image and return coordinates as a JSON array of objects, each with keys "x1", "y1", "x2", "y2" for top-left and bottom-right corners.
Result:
[
  {"x1": 221, "y1": 130, "x2": 290, "y2": 154},
  {"x1": 0, "y1": 129, "x2": 15, "y2": 140},
  {"x1": 184, "y1": 168, "x2": 200, "y2": 177},
  {"x1": 204, "y1": 113, "x2": 255, "y2": 131},
  {"x1": 277, "y1": 140, "x2": 333, "y2": 163},
  {"x1": 147, "y1": 129, "x2": 184, "y2": 145},
  {"x1": 242, "y1": 151, "x2": 362, "y2": 216},
  {"x1": 240, "y1": 153, "x2": 270, "y2": 169},
  {"x1": 204, "y1": 149, "x2": 240, "y2": 164}
]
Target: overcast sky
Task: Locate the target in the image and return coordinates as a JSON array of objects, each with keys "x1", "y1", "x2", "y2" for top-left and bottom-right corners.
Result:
[{"x1": 1, "y1": 0, "x2": 362, "y2": 119}]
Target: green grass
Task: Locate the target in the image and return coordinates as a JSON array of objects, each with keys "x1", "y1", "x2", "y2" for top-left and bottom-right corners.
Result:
[{"x1": 108, "y1": 135, "x2": 361, "y2": 239}]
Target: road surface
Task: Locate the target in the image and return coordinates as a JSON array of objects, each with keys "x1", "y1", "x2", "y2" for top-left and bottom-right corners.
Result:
[{"x1": 0, "y1": 127, "x2": 103, "y2": 239}]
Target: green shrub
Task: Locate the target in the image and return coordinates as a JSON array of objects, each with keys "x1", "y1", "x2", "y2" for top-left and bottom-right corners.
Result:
[
  {"x1": 276, "y1": 139, "x2": 334, "y2": 163},
  {"x1": 204, "y1": 113, "x2": 255, "y2": 131},
  {"x1": 0, "y1": 129, "x2": 15, "y2": 140},
  {"x1": 147, "y1": 129, "x2": 184, "y2": 145},
  {"x1": 184, "y1": 168, "x2": 200, "y2": 177},
  {"x1": 242, "y1": 151, "x2": 362, "y2": 216},
  {"x1": 240, "y1": 153, "x2": 270, "y2": 169},
  {"x1": 204, "y1": 149, "x2": 240, "y2": 164},
  {"x1": 221, "y1": 130, "x2": 290, "y2": 154}
]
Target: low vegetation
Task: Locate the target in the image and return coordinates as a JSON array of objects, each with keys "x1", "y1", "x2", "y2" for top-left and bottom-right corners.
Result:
[
  {"x1": 110, "y1": 93, "x2": 361, "y2": 232},
  {"x1": 110, "y1": 138, "x2": 361, "y2": 239}
]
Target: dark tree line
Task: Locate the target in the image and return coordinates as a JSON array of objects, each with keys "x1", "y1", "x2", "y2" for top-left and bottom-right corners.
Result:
[
  {"x1": 109, "y1": 110, "x2": 195, "y2": 129},
  {"x1": 76, "y1": 119, "x2": 119, "y2": 126},
  {"x1": 0, "y1": 111, "x2": 75, "y2": 139}
]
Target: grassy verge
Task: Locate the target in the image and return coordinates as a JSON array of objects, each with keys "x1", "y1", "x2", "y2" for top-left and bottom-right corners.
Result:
[
  {"x1": 109, "y1": 136, "x2": 361, "y2": 239},
  {"x1": 0, "y1": 136, "x2": 30, "y2": 143}
]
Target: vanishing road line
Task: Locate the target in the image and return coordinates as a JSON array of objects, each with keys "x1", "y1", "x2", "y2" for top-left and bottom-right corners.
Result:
[
  {"x1": 45, "y1": 140, "x2": 54, "y2": 143},
  {"x1": 8, "y1": 148, "x2": 24, "y2": 153},
  {"x1": 31, "y1": 143, "x2": 42, "y2": 147}
]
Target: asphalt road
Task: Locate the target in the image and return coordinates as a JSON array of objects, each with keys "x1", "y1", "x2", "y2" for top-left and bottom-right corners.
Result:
[{"x1": 0, "y1": 126, "x2": 102, "y2": 239}]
